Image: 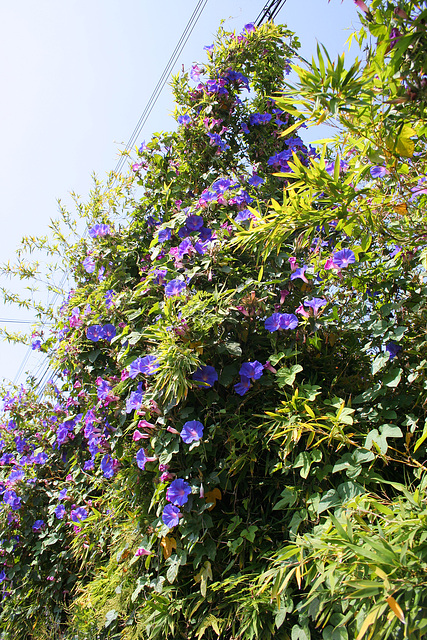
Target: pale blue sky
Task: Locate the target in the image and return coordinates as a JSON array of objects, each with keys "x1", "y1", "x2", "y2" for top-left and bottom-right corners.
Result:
[{"x1": 0, "y1": 0, "x2": 360, "y2": 384}]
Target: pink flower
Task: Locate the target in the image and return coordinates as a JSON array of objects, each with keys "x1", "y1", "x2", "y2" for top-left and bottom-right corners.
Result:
[
  {"x1": 295, "y1": 304, "x2": 310, "y2": 318},
  {"x1": 138, "y1": 419, "x2": 156, "y2": 430},
  {"x1": 133, "y1": 430, "x2": 149, "y2": 441},
  {"x1": 167, "y1": 426, "x2": 180, "y2": 435},
  {"x1": 121, "y1": 369, "x2": 130, "y2": 381},
  {"x1": 135, "y1": 547, "x2": 151, "y2": 556},
  {"x1": 280, "y1": 289, "x2": 290, "y2": 304},
  {"x1": 289, "y1": 257, "x2": 298, "y2": 272},
  {"x1": 354, "y1": 0, "x2": 369, "y2": 12},
  {"x1": 324, "y1": 257, "x2": 337, "y2": 270},
  {"x1": 263, "y1": 361, "x2": 277, "y2": 373}
]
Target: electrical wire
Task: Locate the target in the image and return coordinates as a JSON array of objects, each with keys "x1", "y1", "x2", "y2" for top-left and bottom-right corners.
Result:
[{"x1": 255, "y1": 0, "x2": 288, "y2": 25}]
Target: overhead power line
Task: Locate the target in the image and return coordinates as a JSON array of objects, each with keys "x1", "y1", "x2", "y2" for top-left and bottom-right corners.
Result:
[
  {"x1": 255, "y1": 0, "x2": 288, "y2": 26},
  {"x1": 112, "y1": 0, "x2": 209, "y2": 179}
]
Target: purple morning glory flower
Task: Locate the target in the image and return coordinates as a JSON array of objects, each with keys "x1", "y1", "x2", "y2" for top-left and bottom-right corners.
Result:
[
  {"x1": 126, "y1": 392, "x2": 144, "y2": 414},
  {"x1": 180, "y1": 420, "x2": 204, "y2": 444},
  {"x1": 178, "y1": 114, "x2": 191, "y2": 125},
  {"x1": 83, "y1": 257, "x2": 96, "y2": 273},
  {"x1": 86, "y1": 325, "x2": 103, "y2": 341},
  {"x1": 102, "y1": 324, "x2": 116, "y2": 341},
  {"x1": 279, "y1": 314, "x2": 299, "y2": 330},
  {"x1": 162, "y1": 503, "x2": 181, "y2": 528},
  {"x1": 370, "y1": 166, "x2": 388, "y2": 179},
  {"x1": 58, "y1": 488, "x2": 68, "y2": 501},
  {"x1": 33, "y1": 451, "x2": 48, "y2": 465},
  {"x1": 166, "y1": 478, "x2": 192, "y2": 506},
  {"x1": 136, "y1": 448, "x2": 147, "y2": 470},
  {"x1": 70, "y1": 507, "x2": 88, "y2": 523},
  {"x1": 0, "y1": 570, "x2": 6, "y2": 583},
  {"x1": 248, "y1": 174, "x2": 264, "y2": 187},
  {"x1": 32, "y1": 519, "x2": 44, "y2": 532},
  {"x1": 190, "y1": 65, "x2": 202, "y2": 82},
  {"x1": 129, "y1": 355, "x2": 159, "y2": 378},
  {"x1": 199, "y1": 226, "x2": 212, "y2": 241},
  {"x1": 32, "y1": 339, "x2": 42, "y2": 351},
  {"x1": 83, "y1": 458, "x2": 95, "y2": 471},
  {"x1": 249, "y1": 113, "x2": 272, "y2": 126},
  {"x1": 239, "y1": 361, "x2": 263, "y2": 380},
  {"x1": 264, "y1": 313, "x2": 283, "y2": 333},
  {"x1": 178, "y1": 226, "x2": 191, "y2": 239},
  {"x1": 8, "y1": 469, "x2": 25, "y2": 483},
  {"x1": 304, "y1": 298, "x2": 327, "y2": 315},
  {"x1": 178, "y1": 238, "x2": 193, "y2": 258},
  {"x1": 386, "y1": 342, "x2": 401, "y2": 360},
  {"x1": 192, "y1": 365, "x2": 218, "y2": 388},
  {"x1": 235, "y1": 209, "x2": 252, "y2": 223},
  {"x1": 234, "y1": 376, "x2": 251, "y2": 396},
  {"x1": 241, "y1": 122, "x2": 250, "y2": 134},
  {"x1": 333, "y1": 249, "x2": 356, "y2": 269},
  {"x1": 3, "y1": 490, "x2": 21, "y2": 510},
  {"x1": 164, "y1": 279, "x2": 186, "y2": 298},
  {"x1": 100, "y1": 454, "x2": 115, "y2": 479},
  {"x1": 158, "y1": 228, "x2": 172, "y2": 243},
  {"x1": 194, "y1": 240, "x2": 209, "y2": 255},
  {"x1": 88, "y1": 223, "x2": 111, "y2": 238},
  {"x1": 290, "y1": 267, "x2": 309, "y2": 283},
  {"x1": 55, "y1": 504, "x2": 66, "y2": 520},
  {"x1": 97, "y1": 379, "x2": 111, "y2": 401},
  {"x1": 242, "y1": 23, "x2": 255, "y2": 34}
]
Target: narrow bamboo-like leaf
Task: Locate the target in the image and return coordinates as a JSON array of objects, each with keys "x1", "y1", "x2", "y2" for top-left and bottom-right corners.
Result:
[{"x1": 386, "y1": 596, "x2": 405, "y2": 623}]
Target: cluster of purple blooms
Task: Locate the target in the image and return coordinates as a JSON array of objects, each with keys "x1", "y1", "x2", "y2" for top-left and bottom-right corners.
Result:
[
  {"x1": 129, "y1": 355, "x2": 159, "y2": 379},
  {"x1": 234, "y1": 361, "x2": 264, "y2": 396},
  {"x1": 88, "y1": 223, "x2": 111, "y2": 238},
  {"x1": 86, "y1": 324, "x2": 116, "y2": 342}
]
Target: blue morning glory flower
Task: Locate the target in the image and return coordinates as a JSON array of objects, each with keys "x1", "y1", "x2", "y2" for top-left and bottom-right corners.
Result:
[
  {"x1": 370, "y1": 166, "x2": 388, "y2": 179},
  {"x1": 199, "y1": 226, "x2": 212, "y2": 241},
  {"x1": 239, "y1": 361, "x2": 263, "y2": 380},
  {"x1": 264, "y1": 313, "x2": 283, "y2": 333},
  {"x1": 3, "y1": 490, "x2": 21, "y2": 510},
  {"x1": 234, "y1": 376, "x2": 251, "y2": 396},
  {"x1": 166, "y1": 478, "x2": 192, "y2": 506},
  {"x1": 55, "y1": 504, "x2": 66, "y2": 520},
  {"x1": 279, "y1": 314, "x2": 299, "y2": 330},
  {"x1": 88, "y1": 223, "x2": 111, "y2": 238},
  {"x1": 304, "y1": 298, "x2": 327, "y2": 315},
  {"x1": 126, "y1": 392, "x2": 144, "y2": 414},
  {"x1": 32, "y1": 519, "x2": 44, "y2": 532},
  {"x1": 83, "y1": 257, "x2": 96, "y2": 273},
  {"x1": 164, "y1": 279, "x2": 186, "y2": 298},
  {"x1": 386, "y1": 342, "x2": 401, "y2": 360},
  {"x1": 102, "y1": 324, "x2": 116, "y2": 341},
  {"x1": 129, "y1": 355, "x2": 159, "y2": 379},
  {"x1": 86, "y1": 325, "x2": 103, "y2": 341},
  {"x1": 180, "y1": 420, "x2": 204, "y2": 444},
  {"x1": 58, "y1": 488, "x2": 68, "y2": 501},
  {"x1": 234, "y1": 209, "x2": 252, "y2": 224},
  {"x1": 333, "y1": 249, "x2": 356, "y2": 269},
  {"x1": 162, "y1": 503, "x2": 181, "y2": 528},
  {"x1": 192, "y1": 365, "x2": 218, "y2": 388},
  {"x1": 100, "y1": 454, "x2": 115, "y2": 479},
  {"x1": 248, "y1": 174, "x2": 264, "y2": 187},
  {"x1": 158, "y1": 228, "x2": 172, "y2": 243},
  {"x1": 70, "y1": 507, "x2": 88, "y2": 523},
  {"x1": 136, "y1": 448, "x2": 147, "y2": 470},
  {"x1": 178, "y1": 114, "x2": 191, "y2": 125}
]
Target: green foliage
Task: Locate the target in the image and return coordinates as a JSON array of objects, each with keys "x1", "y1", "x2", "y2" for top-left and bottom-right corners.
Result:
[{"x1": 1, "y1": 7, "x2": 427, "y2": 640}]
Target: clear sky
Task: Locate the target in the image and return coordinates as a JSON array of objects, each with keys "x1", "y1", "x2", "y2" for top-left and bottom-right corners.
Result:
[{"x1": 0, "y1": 0, "x2": 361, "y2": 385}]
